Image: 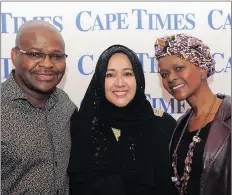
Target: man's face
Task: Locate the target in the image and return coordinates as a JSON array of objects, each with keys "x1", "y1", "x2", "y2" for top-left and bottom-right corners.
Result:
[{"x1": 11, "y1": 27, "x2": 67, "y2": 94}]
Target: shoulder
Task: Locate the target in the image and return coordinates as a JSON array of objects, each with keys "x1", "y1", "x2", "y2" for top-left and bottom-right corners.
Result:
[
  {"x1": 217, "y1": 95, "x2": 231, "y2": 121},
  {"x1": 1, "y1": 79, "x2": 11, "y2": 98},
  {"x1": 222, "y1": 95, "x2": 231, "y2": 107},
  {"x1": 217, "y1": 94, "x2": 230, "y2": 107},
  {"x1": 153, "y1": 108, "x2": 164, "y2": 117},
  {"x1": 1, "y1": 79, "x2": 17, "y2": 105},
  {"x1": 152, "y1": 108, "x2": 176, "y2": 126},
  {"x1": 54, "y1": 88, "x2": 78, "y2": 113},
  {"x1": 55, "y1": 88, "x2": 75, "y2": 105},
  {"x1": 1, "y1": 79, "x2": 7, "y2": 89},
  {"x1": 150, "y1": 108, "x2": 177, "y2": 141},
  {"x1": 55, "y1": 88, "x2": 70, "y2": 99},
  {"x1": 152, "y1": 108, "x2": 175, "y2": 121},
  {"x1": 1, "y1": 82, "x2": 7, "y2": 99}
]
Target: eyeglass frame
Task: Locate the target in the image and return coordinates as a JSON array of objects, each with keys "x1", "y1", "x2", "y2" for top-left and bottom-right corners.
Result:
[{"x1": 14, "y1": 46, "x2": 68, "y2": 63}]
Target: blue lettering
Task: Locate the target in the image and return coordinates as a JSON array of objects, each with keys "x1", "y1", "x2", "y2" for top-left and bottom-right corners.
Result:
[
  {"x1": 78, "y1": 55, "x2": 94, "y2": 75},
  {"x1": 225, "y1": 56, "x2": 231, "y2": 72},
  {"x1": 208, "y1": 10, "x2": 223, "y2": 30},
  {"x1": 12, "y1": 16, "x2": 27, "y2": 33},
  {"x1": 224, "y1": 13, "x2": 232, "y2": 29},
  {"x1": 1, "y1": 13, "x2": 12, "y2": 33},
  {"x1": 53, "y1": 16, "x2": 63, "y2": 32},
  {"x1": 1, "y1": 58, "x2": 11, "y2": 80},
  {"x1": 185, "y1": 13, "x2": 195, "y2": 30},
  {"x1": 159, "y1": 98, "x2": 175, "y2": 113},
  {"x1": 146, "y1": 94, "x2": 158, "y2": 108},
  {"x1": 148, "y1": 56, "x2": 158, "y2": 73},
  {"x1": 177, "y1": 100, "x2": 187, "y2": 113},
  {"x1": 136, "y1": 53, "x2": 158, "y2": 73},
  {"x1": 132, "y1": 9, "x2": 147, "y2": 29},
  {"x1": 148, "y1": 13, "x2": 195, "y2": 30},
  {"x1": 1, "y1": 13, "x2": 63, "y2": 33},
  {"x1": 117, "y1": 13, "x2": 129, "y2": 29},
  {"x1": 105, "y1": 13, "x2": 116, "y2": 30},
  {"x1": 76, "y1": 11, "x2": 92, "y2": 32},
  {"x1": 174, "y1": 14, "x2": 185, "y2": 30},
  {"x1": 154, "y1": 14, "x2": 171, "y2": 30},
  {"x1": 212, "y1": 53, "x2": 224, "y2": 73},
  {"x1": 92, "y1": 15, "x2": 104, "y2": 30},
  {"x1": 146, "y1": 95, "x2": 187, "y2": 114},
  {"x1": 136, "y1": 53, "x2": 147, "y2": 72}
]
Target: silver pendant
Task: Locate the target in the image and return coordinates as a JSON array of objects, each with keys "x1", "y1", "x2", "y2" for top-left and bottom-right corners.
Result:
[
  {"x1": 171, "y1": 176, "x2": 178, "y2": 182},
  {"x1": 193, "y1": 135, "x2": 201, "y2": 143}
]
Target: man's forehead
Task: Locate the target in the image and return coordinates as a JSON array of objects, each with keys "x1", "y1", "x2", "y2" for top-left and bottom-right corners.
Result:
[
  {"x1": 18, "y1": 25, "x2": 60, "y2": 40},
  {"x1": 16, "y1": 22, "x2": 64, "y2": 48},
  {"x1": 18, "y1": 34, "x2": 65, "y2": 53},
  {"x1": 18, "y1": 20, "x2": 59, "y2": 32}
]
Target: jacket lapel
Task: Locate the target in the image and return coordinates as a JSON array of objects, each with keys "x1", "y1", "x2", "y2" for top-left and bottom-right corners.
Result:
[{"x1": 201, "y1": 96, "x2": 231, "y2": 186}]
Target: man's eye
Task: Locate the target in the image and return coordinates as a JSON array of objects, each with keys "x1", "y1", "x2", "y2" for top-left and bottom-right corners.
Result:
[
  {"x1": 51, "y1": 54, "x2": 64, "y2": 60},
  {"x1": 29, "y1": 52, "x2": 42, "y2": 58}
]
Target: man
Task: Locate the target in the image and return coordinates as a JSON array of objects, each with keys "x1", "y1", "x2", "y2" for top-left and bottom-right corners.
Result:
[{"x1": 1, "y1": 20, "x2": 77, "y2": 195}]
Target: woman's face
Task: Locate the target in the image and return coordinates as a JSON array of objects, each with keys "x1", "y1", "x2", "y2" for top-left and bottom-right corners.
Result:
[
  {"x1": 105, "y1": 53, "x2": 137, "y2": 107},
  {"x1": 158, "y1": 55, "x2": 206, "y2": 101}
]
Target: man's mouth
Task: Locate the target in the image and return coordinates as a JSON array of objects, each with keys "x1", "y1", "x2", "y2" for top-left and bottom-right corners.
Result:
[{"x1": 33, "y1": 73, "x2": 56, "y2": 81}]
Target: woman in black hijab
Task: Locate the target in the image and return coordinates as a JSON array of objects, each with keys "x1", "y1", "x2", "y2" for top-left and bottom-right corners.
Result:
[{"x1": 68, "y1": 44, "x2": 176, "y2": 195}]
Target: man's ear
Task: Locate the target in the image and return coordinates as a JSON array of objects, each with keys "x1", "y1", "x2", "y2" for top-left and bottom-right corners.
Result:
[{"x1": 11, "y1": 47, "x2": 18, "y2": 67}]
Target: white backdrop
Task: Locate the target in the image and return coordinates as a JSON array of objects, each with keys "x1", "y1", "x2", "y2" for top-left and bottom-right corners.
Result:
[{"x1": 1, "y1": 2, "x2": 231, "y2": 119}]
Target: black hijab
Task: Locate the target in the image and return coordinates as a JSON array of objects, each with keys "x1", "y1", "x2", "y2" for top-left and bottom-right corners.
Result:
[{"x1": 68, "y1": 45, "x2": 156, "y2": 188}]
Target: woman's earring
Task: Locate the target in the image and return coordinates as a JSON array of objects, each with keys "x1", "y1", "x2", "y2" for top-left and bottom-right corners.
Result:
[{"x1": 201, "y1": 74, "x2": 207, "y2": 82}]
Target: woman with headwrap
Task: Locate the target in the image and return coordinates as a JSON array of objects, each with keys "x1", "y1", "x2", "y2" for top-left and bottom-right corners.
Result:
[
  {"x1": 154, "y1": 33, "x2": 231, "y2": 195},
  {"x1": 68, "y1": 44, "x2": 176, "y2": 195}
]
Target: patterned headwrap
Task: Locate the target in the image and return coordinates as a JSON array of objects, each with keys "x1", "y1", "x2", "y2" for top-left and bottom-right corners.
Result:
[{"x1": 154, "y1": 33, "x2": 216, "y2": 77}]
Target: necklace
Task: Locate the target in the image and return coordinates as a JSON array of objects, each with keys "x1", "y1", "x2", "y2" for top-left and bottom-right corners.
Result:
[{"x1": 171, "y1": 95, "x2": 217, "y2": 195}]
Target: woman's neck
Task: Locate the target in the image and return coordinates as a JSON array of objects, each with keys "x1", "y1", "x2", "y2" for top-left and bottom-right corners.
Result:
[{"x1": 187, "y1": 83, "x2": 215, "y2": 119}]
